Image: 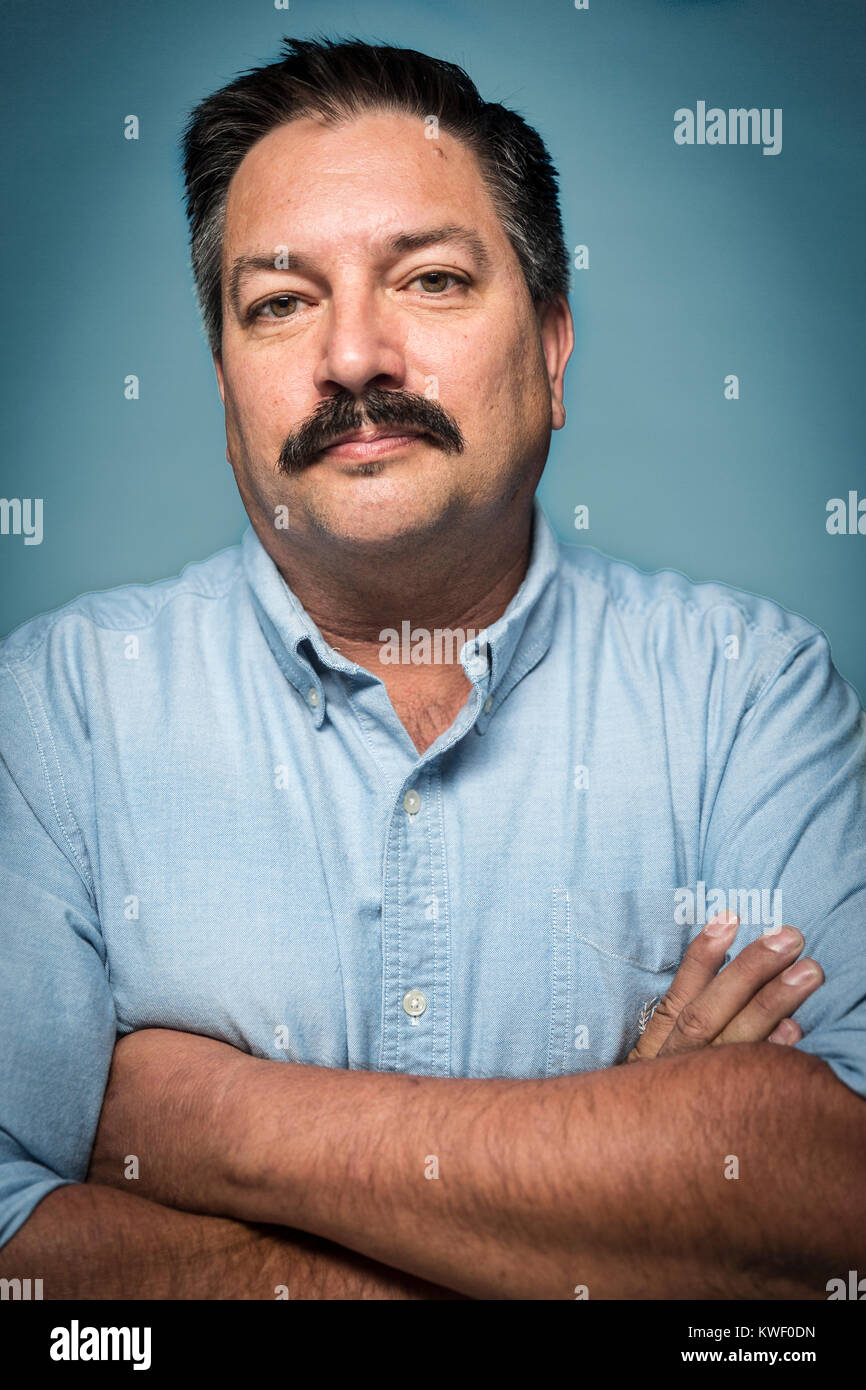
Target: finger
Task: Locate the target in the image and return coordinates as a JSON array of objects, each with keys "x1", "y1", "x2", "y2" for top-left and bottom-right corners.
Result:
[
  {"x1": 629, "y1": 912, "x2": 740, "y2": 1060},
  {"x1": 658, "y1": 925, "x2": 807, "y2": 1057},
  {"x1": 767, "y1": 1018, "x2": 804, "y2": 1046},
  {"x1": 713, "y1": 957, "x2": 823, "y2": 1045}
]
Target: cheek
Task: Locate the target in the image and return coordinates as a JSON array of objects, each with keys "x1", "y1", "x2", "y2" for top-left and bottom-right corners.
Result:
[
  {"x1": 507, "y1": 327, "x2": 550, "y2": 426},
  {"x1": 415, "y1": 323, "x2": 513, "y2": 418},
  {"x1": 403, "y1": 320, "x2": 473, "y2": 400},
  {"x1": 224, "y1": 356, "x2": 307, "y2": 443},
  {"x1": 469, "y1": 333, "x2": 546, "y2": 438}
]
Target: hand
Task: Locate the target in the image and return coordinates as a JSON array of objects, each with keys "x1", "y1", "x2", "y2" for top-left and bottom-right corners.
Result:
[
  {"x1": 625, "y1": 912, "x2": 823, "y2": 1063},
  {"x1": 86, "y1": 1027, "x2": 249, "y2": 1210}
]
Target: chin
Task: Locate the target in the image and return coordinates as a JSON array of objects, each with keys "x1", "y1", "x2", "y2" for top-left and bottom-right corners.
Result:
[{"x1": 305, "y1": 476, "x2": 460, "y2": 548}]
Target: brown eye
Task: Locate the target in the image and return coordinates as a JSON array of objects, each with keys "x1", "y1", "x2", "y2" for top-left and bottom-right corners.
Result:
[
  {"x1": 416, "y1": 272, "x2": 454, "y2": 293},
  {"x1": 259, "y1": 295, "x2": 299, "y2": 318}
]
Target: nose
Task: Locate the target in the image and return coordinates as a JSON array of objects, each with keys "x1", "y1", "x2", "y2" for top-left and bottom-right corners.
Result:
[{"x1": 313, "y1": 286, "x2": 406, "y2": 398}]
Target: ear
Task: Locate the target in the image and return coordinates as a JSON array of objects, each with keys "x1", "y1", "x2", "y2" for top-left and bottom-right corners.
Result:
[
  {"x1": 537, "y1": 295, "x2": 574, "y2": 431},
  {"x1": 213, "y1": 351, "x2": 226, "y2": 406}
]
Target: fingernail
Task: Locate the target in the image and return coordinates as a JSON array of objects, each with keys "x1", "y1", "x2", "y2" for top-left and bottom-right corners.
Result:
[
  {"x1": 769, "y1": 1020, "x2": 797, "y2": 1043},
  {"x1": 704, "y1": 912, "x2": 739, "y2": 937},
  {"x1": 781, "y1": 959, "x2": 820, "y2": 985},
  {"x1": 763, "y1": 926, "x2": 802, "y2": 952}
]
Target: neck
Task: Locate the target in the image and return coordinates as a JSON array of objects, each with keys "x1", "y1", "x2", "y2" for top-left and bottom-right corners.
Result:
[{"x1": 265, "y1": 503, "x2": 536, "y2": 673}]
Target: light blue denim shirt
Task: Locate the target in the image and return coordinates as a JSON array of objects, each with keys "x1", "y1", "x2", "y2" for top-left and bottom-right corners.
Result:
[{"x1": 1, "y1": 498, "x2": 865, "y2": 1247}]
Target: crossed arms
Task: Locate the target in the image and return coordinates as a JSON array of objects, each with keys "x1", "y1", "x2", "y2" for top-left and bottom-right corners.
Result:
[{"x1": 4, "y1": 916, "x2": 866, "y2": 1299}]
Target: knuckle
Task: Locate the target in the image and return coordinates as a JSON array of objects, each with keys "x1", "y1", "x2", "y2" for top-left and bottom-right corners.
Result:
[
  {"x1": 674, "y1": 999, "x2": 713, "y2": 1042},
  {"x1": 653, "y1": 992, "x2": 680, "y2": 1022},
  {"x1": 742, "y1": 982, "x2": 779, "y2": 1019},
  {"x1": 731, "y1": 944, "x2": 774, "y2": 984}
]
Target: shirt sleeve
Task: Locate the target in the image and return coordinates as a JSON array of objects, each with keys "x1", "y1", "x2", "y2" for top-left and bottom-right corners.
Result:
[
  {"x1": 0, "y1": 660, "x2": 117, "y2": 1250},
  {"x1": 702, "y1": 628, "x2": 866, "y2": 1098}
]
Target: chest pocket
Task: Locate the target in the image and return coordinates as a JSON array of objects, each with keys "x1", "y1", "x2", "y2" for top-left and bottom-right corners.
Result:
[{"x1": 547, "y1": 885, "x2": 693, "y2": 1074}]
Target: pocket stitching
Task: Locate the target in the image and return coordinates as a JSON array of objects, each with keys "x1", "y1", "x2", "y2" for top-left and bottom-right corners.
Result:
[{"x1": 571, "y1": 928, "x2": 682, "y2": 974}]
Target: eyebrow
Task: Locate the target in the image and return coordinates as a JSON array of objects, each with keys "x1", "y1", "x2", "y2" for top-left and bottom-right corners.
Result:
[{"x1": 227, "y1": 225, "x2": 492, "y2": 319}]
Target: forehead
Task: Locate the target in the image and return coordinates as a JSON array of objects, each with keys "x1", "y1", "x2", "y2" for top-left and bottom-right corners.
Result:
[{"x1": 223, "y1": 110, "x2": 507, "y2": 259}]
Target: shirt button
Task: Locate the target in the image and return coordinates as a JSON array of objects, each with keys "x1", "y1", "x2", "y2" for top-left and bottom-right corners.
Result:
[
  {"x1": 307, "y1": 687, "x2": 319, "y2": 708},
  {"x1": 402, "y1": 988, "x2": 427, "y2": 1017},
  {"x1": 403, "y1": 788, "x2": 421, "y2": 815},
  {"x1": 483, "y1": 696, "x2": 493, "y2": 714}
]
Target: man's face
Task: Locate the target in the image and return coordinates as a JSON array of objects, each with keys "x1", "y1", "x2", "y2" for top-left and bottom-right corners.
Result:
[{"x1": 214, "y1": 109, "x2": 571, "y2": 552}]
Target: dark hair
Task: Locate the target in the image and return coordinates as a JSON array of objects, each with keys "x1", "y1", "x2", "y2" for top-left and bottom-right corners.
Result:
[{"x1": 181, "y1": 36, "x2": 570, "y2": 354}]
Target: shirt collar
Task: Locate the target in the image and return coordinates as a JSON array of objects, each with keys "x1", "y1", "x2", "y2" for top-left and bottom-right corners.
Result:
[{"x1": 241, "y1": 495, "x2": 561, "y2": 723}]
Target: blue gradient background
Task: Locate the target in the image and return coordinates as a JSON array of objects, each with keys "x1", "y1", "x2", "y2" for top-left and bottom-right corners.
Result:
[{"x1": 2, "y1": 0, "x2": 864, "y2": 697}]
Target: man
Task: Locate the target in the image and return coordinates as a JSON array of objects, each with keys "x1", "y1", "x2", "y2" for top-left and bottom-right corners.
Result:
[{"x1": 1, "y1": 37, "x2": 864, "y2": 1300}]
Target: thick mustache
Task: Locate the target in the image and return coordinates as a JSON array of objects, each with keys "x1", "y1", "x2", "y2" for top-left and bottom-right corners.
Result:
[{"x1": 276, "y1": 388, "x2": 465, "y2": 474}]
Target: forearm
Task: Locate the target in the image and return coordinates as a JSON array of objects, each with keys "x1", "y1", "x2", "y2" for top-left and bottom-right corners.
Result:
[
  {"x1": 0, "y1": 1183, "x2": 465, "y2": 1299},
  {"x1": 214, "y1": 1041, "x2": 866, "y2": 1299}
]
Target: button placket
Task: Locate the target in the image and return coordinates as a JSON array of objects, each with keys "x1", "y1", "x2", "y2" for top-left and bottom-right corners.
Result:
[{"x1": 379, "y1": 764, "x2": 451, "y2": 1075}]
